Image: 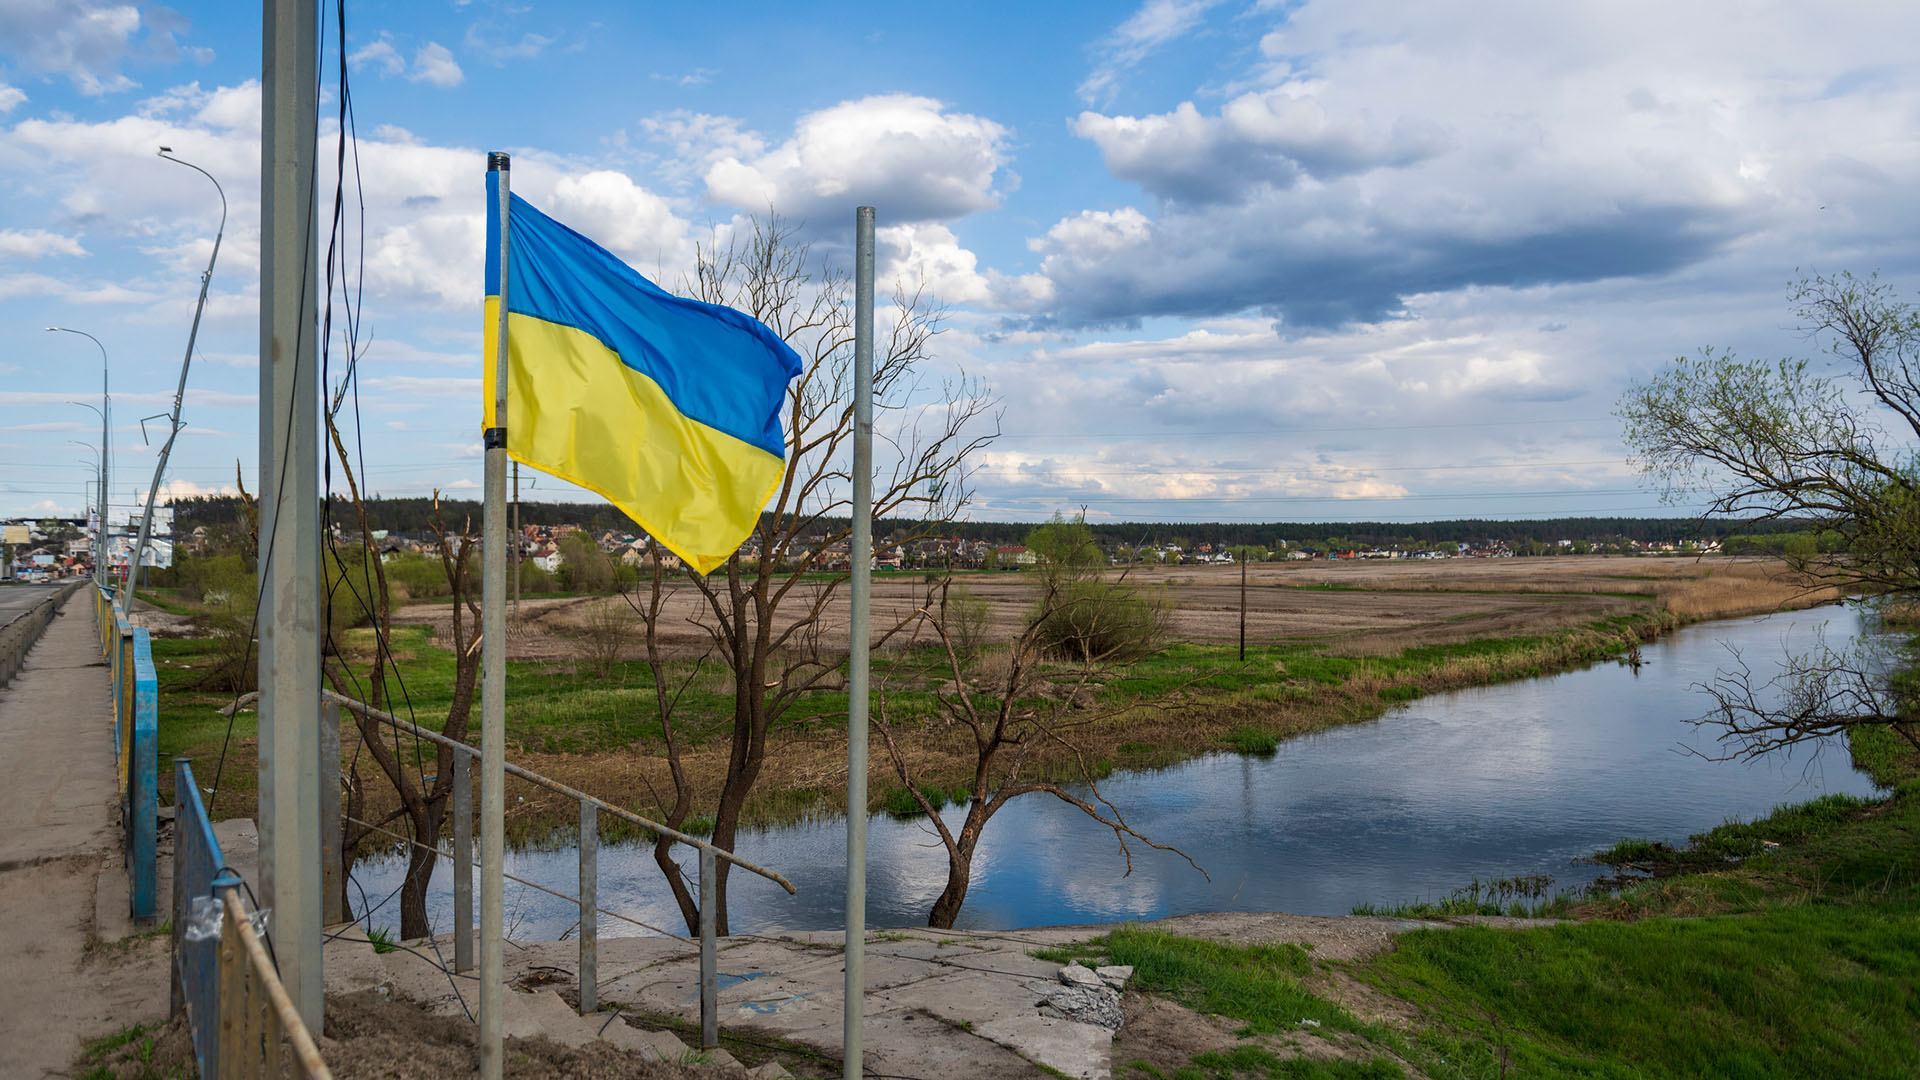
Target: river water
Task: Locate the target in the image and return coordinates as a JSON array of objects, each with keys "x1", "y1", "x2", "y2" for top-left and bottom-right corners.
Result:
[{"x1": 355, "y1": 603, "x2": 1884, "y2": 940}]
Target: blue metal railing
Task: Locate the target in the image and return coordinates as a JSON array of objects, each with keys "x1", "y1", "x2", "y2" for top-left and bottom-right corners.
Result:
[
  {"x1": 173, "y1": 758, "x2": 240, "y2": 1079},
  {"x1": 101, "y1": 586, "x2": 158, "y2": 923}
]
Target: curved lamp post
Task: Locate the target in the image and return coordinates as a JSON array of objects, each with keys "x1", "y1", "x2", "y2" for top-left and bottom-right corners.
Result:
[
  {"x1": 49, "y1": 328, "x2": 109, "y2": 587},
  {"x1": 125, "y1": 147, "x2": 229, "y2": 605}
]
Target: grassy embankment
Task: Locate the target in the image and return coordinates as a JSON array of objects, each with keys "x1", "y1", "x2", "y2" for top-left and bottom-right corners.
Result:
[
  {"x1": 147, "y1": 562, "x2": 1838, "y2": 841},
  {"x1": 1043, "y1": 729, "x2": 1920, "y2": 1080}
]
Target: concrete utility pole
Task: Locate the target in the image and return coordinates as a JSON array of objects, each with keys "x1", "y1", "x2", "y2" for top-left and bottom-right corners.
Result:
[{"x1": 258, "y1": 0, "x2": 324, "y2": 1031}]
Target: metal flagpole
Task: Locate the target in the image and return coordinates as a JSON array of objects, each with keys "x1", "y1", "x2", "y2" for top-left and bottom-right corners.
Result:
[
  {"x1": 512, "y1": 462, "x2": 521, "y2": 615},
  {"x1": 844, "y1": 205, "x2": 875, "y2": 1080},
  {"x1": 480, "y1": 150, "x2": 512, "y2": 1080},
  {"x1": 259, "y1": 0, "x2": 323, "y2": 1030}
]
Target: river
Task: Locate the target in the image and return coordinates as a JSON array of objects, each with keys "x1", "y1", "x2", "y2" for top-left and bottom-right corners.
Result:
[{"x1": 354, "y1": 603, "x2": 1884, "y2": 939}]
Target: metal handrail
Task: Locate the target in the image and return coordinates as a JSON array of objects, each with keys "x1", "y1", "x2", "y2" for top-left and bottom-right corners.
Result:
[{"x1": 321, "y1": 688, "x2": 794, "y2": 893}]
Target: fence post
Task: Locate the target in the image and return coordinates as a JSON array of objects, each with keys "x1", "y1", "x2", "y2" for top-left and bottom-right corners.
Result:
[
  {"x1": 171, "y1": 757, "x2": 192, "y2": 1018},
  {"x1": 130, "y1": 628, "x2": 157, "y2": 924},
  {"x1": 453, "y1": 753, "x2": 473, "y2": 972},
  {"x1": 700, "y1": 846, "x2": 717, "y2": 1050},
  {"x1": 319, "y1": 698, "x2": 343, "y2": 926},
  {"x1": 578, "y1": 802, "x2": 596, "y2": 1014}
]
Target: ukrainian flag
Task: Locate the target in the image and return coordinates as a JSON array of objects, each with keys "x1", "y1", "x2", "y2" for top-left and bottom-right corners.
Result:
[{"x1": 483, "y1": 173, "x2": 803, "y2": 575}]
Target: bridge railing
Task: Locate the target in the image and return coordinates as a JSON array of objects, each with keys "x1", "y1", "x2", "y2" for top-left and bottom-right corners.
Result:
[
  {"x1": 324, "y1": 688, "x2": 797, "y2": 1050},
  {"x1": 173, "y1": 759, "x2": 333, "y2": 1080},
  {"x1": 101, "y1": 585, "x2": 157, "y2": 923}
]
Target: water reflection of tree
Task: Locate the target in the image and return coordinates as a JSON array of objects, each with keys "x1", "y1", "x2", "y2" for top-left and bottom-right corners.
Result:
[{"x1": 873, "y1": 574, "x2": 1206, "y2": 929}]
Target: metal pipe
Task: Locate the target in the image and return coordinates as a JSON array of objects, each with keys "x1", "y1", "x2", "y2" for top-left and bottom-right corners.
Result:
[
  {"x1": 320, "y1": 699, "x2": 343, "y2": 925},
  {"x1": 699, "y1": 846, "x2": 717, "y2": 1050},
  {"x1": 127, "y1": 148, "x2": 227, "y2": 609},
  {"x1": 258, "y1": 0, "x2": 324, "y2": 1030},
  {"x1": 320, "y1": 689, "x2": 796, "y2": 891},
  {"x1": 843, "y1": 205, "x2": 875, "y2": 1080},
  {"x1": 480, "y1": 149, "x2": 513, "y2": 1080},
  {"x1": 578, "y1": 802, "x2": 597, "y2": 1014},
  {"x1": 453, "y1": 753, "x2": 473, "y2": 972}
]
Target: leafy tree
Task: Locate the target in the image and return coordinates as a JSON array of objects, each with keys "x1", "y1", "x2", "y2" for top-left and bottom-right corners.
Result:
[{"x1": 1620, "y1": 272, "x2": 1920, "y2": 757}]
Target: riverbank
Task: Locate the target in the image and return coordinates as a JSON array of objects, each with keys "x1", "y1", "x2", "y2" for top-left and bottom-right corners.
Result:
[
  {"x1": 146, "y1": 557, "x2": 1843, "y2": 842},
  {"x1": 1059, "y1": 730, "x2": 1920, "y2": 1079}
]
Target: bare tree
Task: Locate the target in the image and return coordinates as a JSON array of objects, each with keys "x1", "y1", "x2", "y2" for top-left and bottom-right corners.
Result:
[
  {"x1": 875, "y1": 575, "x2": 1204, "y2": 929},
  {"x1": 663, "y1": 215, "x2": 999, "y2": 934}
]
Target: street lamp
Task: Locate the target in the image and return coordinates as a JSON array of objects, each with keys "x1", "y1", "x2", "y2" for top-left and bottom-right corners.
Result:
[
  {"x1": 50, "y1": 329, "x2": 109, "y2": 588},
  {"x1": 126, "y1": 148, "x2": 230, "y2": 605}
]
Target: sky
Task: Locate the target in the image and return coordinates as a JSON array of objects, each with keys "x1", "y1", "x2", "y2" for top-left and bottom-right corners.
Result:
[{"x1": 2, "y1": 0, "x2": 1917, "y2": 528}]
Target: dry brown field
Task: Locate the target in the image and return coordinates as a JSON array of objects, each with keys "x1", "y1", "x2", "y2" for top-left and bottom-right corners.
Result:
[{"x1": 392, "y1": 554, "x2": 1840, "y2": 665}]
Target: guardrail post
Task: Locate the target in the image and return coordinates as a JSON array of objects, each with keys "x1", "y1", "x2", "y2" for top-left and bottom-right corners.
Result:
[
  {"x1": 453, "y1": 752, "x2": 473, "y2": 972},
  {"x1": 171, "y1": 756, "x2": 192, "y2": 1019},
  {"x1": 320, "y1": 699, "x2": 343, "y2": 926},
  {"x1": 699, "y1": 846, "x2": 717, "y2": 1050},
  {"x1": 578, "y1": 801, "x2": 596, "y2": 1014},
  {"x1": 131, "y1": 628, "x2": 157, "y2": 924}
]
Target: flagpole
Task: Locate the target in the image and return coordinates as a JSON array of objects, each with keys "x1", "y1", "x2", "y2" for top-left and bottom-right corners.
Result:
[
  {"x1": 844, "y1": 205, "x2": 874, "y2": 1080},
  {"x1": 480, "y1": 150, "x2": 512, "y2": 1080}
]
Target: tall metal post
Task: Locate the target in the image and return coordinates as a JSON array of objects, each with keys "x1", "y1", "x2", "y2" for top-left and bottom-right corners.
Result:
[
  {"x1": 512, "y1": 462, "x2": 520, "y2": 615},
  {"x1": 1239, "y1": 551, "x2": 1247, "y2": 662},
  {"x1": 577, "y1": 802, "x2": 597, "y2": 1014},
  {"x1": 453, "y1": 752, "x2": 473, "y2": 972},
  {"x1": 49, "y1": 330, "x2": 108, "y2": 588},
  {"x1": 319, "y1": 698, "x2": 343, "y2": 925},
  {"x1": 480, "y1": 150, "x2": 513, "y2": 1080},
  {"x1": 128, "y1": 149, "x2": 226, "y2": 610},
  {"x1": 843, "y1": 205, "x2": 875, "y2": 1080},
  {"x1": 258, "y1": 0, "x2": 323, "y2": 1032}
]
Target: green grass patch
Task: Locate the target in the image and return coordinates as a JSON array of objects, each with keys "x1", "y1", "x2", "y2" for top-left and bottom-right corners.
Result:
[
  {"x1": 1053, "y1": 929, "x2": 1360, "y2": 1038},
  {"x1": 1364, "y1": 903, "x2": 1920, "y2": 1079},
  {"x1": 1223, "y1": 727, "x2": 1280, "y2": 755},
  {"x1": 1124, "y1": 1047, "x2": 1405, "y2": 1080}
]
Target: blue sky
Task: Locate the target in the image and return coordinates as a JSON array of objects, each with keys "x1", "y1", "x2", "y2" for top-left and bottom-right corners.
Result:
[{"x1": 3, "y1": 0, "x2": 1918, "y2": 526}]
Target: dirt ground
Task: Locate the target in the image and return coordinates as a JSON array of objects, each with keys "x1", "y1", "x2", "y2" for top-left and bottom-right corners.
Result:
[
  {"x1": 75, "y1": 992, "x2": 744, "y2": 1080},
  {"x1": 390, "y1": 555, "x2": 1819, "y2": 665}
]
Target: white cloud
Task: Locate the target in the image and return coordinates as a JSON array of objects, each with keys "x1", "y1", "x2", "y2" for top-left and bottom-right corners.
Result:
[
  {"x1": 1079, "y1": 0, "x2": 1223, "y2": 105},
  {"x1": 0, "y1": 0, "x2": 142, "y2": 94},
  {"x1": 703, "y1": 94, "x2": 1009, "y2": 225},
  {"x1": 0, "y1": 83, "x2": 24, "y2": 113},
  {"x1": 461, "y1": 24, "x2": 555, "y2": 63},
  {"x1": 348, "y1": 39, "x2": 406, "y2": 78},
  {"x1": 157, "y1": 477, "x2": 237, "y2": 501},
  {"x1": 0, "y1": 229, "x2": 87, "y2": 259},
  {"x1": 878, "y1": 224, "x2": 990, "y2": 305},
  {"x1": 409, "y1": 42, "x2": 464, "y2": 88},
  {"x1": 1033, "y1": 0, "x2": 1920, "y2": 330}
]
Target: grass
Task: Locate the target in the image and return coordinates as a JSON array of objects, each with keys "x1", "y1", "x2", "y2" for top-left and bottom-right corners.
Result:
[
  {"x1": 75, "y1": 1022, "x2": 191, "y2": 1080},
  {"x1": 1039, "y1": 929, "x2": 1360, "y2": 1038},
  {"x1": 365, "y1": 925, "x2": 397, "y2": 954},
  {"x1": 1125, "y1": 1048, "x2": 1406, "y2": 1080}
]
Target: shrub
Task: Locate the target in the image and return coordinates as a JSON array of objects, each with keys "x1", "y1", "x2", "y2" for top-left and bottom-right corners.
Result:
[{"x1": 1032, "y1": 578, "x2": 1172, "y2": 662}]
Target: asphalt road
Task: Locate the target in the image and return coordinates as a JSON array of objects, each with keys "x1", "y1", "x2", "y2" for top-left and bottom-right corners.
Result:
[{"x1": 0, "y1": 581, "x2": 67, "y2": 629}]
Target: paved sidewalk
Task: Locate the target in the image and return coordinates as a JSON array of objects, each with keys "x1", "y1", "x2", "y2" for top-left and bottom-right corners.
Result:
[{"x1": 0, "y1": 594, "x2": 169, "y2": 1079}]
